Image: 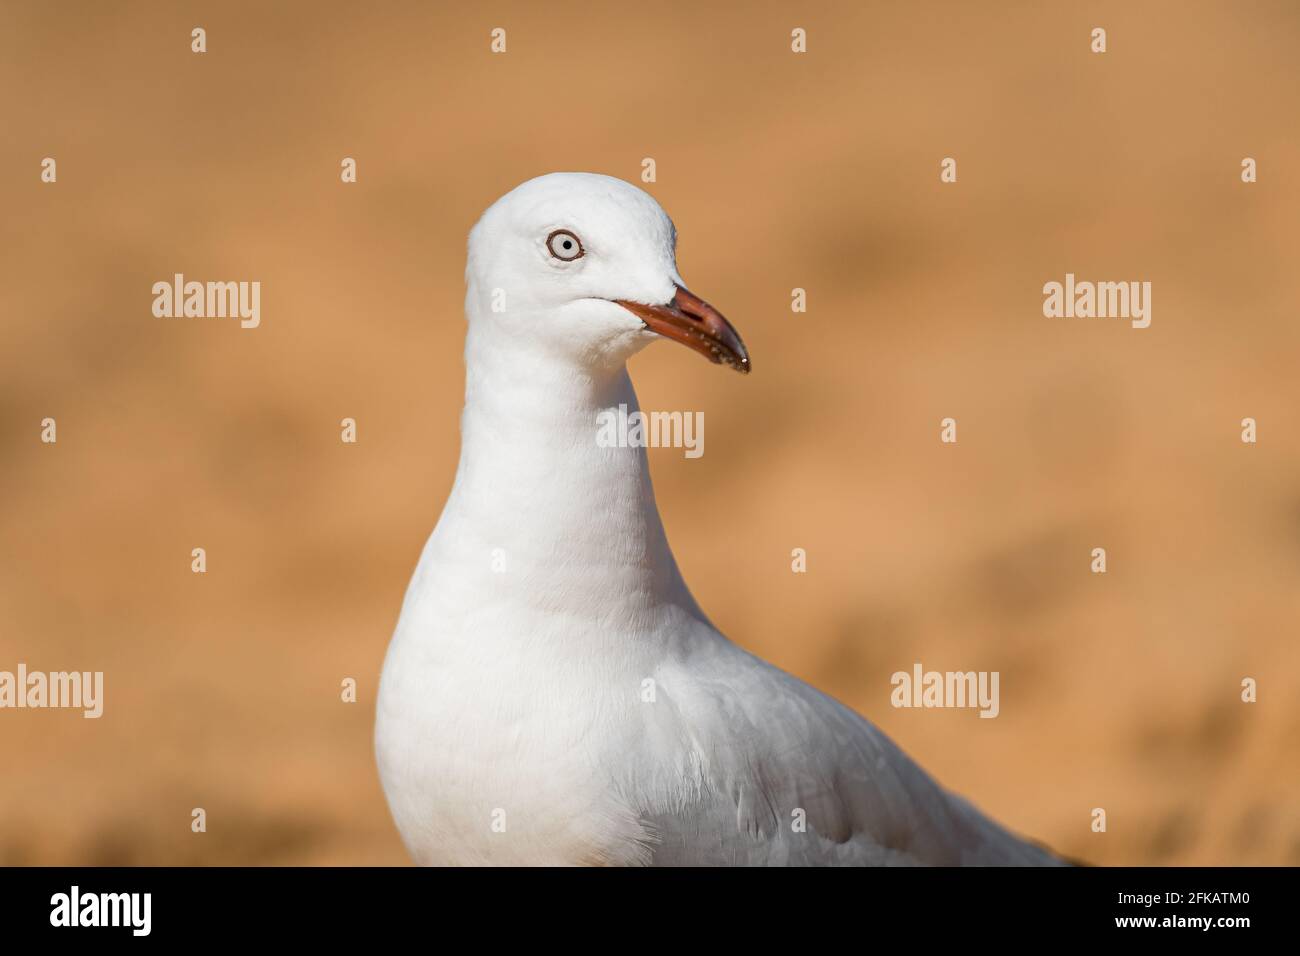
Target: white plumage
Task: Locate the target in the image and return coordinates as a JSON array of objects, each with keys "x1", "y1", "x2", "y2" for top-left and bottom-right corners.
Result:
[{"x1": 375, "y1": 172, "x2": 1060, "y2": 866}]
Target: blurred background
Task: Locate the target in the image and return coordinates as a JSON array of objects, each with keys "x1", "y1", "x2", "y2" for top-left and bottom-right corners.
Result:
[{"x1": 1, "y1": 0, "x2": 1297, "y2": 865}]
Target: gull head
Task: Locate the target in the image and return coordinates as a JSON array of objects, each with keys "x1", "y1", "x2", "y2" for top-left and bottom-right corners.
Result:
[{"x1": 465, "y1": 172, "x2": 750, "y2": 374}]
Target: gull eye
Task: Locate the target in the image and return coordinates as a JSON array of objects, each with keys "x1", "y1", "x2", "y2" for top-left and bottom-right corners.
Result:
[{"x1": 546, "y1": 229, "x2": 584, "y2": 262}]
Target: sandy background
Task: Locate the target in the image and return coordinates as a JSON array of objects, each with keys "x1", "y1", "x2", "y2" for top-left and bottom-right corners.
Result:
[{"x1": 1, "y1": 0, "x2": 1297, "y2": 865}]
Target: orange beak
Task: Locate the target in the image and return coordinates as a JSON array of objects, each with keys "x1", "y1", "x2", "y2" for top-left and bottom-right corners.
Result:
[{"x1": 614, "y1": 285, "x2": 751, "y2": 374}]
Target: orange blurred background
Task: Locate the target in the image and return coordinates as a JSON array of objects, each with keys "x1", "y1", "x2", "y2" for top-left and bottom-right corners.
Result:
[{"x1": 1, "y1": 0, "x2": 1297, "y2": 865}]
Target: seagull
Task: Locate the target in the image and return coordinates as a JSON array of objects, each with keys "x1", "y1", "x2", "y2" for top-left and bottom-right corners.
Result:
[{"x1": 375, "y1": 172, "x2": 1062, "y2": 866}]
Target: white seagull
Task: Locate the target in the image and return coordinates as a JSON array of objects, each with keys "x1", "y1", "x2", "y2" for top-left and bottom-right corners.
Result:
[{"x1": 375, "y1": 172, "x2": 1062, "y2": 866}]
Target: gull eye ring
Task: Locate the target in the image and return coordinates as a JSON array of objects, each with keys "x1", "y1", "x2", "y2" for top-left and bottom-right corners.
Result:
[{"x1": 546, "y1": 229, "x2": 584, "y2": 262}]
